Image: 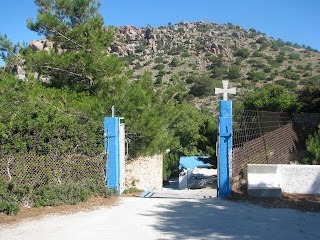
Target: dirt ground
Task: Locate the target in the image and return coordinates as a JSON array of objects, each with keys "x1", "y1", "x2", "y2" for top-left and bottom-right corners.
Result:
[
  {"x1": 0, "y1": 196, "x2": 119, "y2": 226},
  {"x1": 1, "y1": 191, "x2": 319, "y2": 226},
  {"x1": 228, "y1": 192, "x2": 320, "y2": 213}
]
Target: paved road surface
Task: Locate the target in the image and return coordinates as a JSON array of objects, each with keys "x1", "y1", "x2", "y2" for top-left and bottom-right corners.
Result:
[{"x1": 1, "y1": 196, "x2": 320, "y2": 240}]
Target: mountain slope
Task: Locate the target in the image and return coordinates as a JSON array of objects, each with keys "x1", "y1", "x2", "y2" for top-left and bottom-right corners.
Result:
[{"x1": 109, "y1": 21, "x2": 320, "y2": 112}]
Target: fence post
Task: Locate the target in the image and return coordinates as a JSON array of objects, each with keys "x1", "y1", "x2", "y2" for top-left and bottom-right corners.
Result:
[{"x1": 104, "y1": 117, "x2": 120, "y2": 194}]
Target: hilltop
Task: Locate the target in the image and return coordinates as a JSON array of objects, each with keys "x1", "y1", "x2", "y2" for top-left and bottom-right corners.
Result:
[{"x1": 7, "y1": 21, "x2": 320, "y2": 113}]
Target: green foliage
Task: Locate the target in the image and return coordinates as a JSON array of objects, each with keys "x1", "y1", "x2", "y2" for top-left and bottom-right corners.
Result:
[
  {"x1": 181, "y1": 52, "x2": 191, "y2": 58},
  {"x1": 248, "y1": 71, "x2": 268, "y2": 82},
  {"x1": 163, "y1": 103, "x2": 218, "y2": 180},
  {"x1": 301, "y1": 125, "x2": 320, "y2": 165},
  {"x1": 153, "y1": 64, "x2": 165, "y2": 70},
  {"x1": 157, "y1": 70, "x2": 166, "y2": 77},
  {"x1": 228, "y1": 66, "x2": 241, "y2": 80},
  {"x1": 155, "y1": 76, "x2": 163, "y2": 86},
  {"x1": 189, "y1": 75, "x2": 216, "y2": 97},
  {"x1": 252, "y1": 50, "x2": 263, "y2": 58},
  {"x1": 197, "y1": 25, "x2": 213, "y2": 32},
  {"x1": 0, "y1": 70, "x2": 104, "y2": 156},
  {"x1": 170, "y1": 57, "x2": 180, "y2": 67},
  {"x1": 288, "y1": 53, "x2": 300, "y2": 60},
  {"x1": 122, "y1": 187, "x2": 143, "y2": 194},
  {"x1": 195, "y1": 44, "x2": 205, "y2": 51},
  {"x1": 256, "y1": 37, "x2": 268, "y2": 44},
  {"x1": 275, "y1": 79, "x2": 297, "y2": 90},
  {"x1": 154, "y1": 57, "x2": 163, "y2": 63},
  {"x1": 298, "y1": 85, "x2": 320, "y2": 113},
  {"x1": 282, "y1": 70, "x2": 301, "y2": 80},
  {"x1": 135, "y1": 45, "x2": 145, "y2": 53},
  {"x1": 32, "y1": 182, "x2": 113, "y2": 207},
  {"x1": 22, "y1": 0, "x2": 120, "y2": 93},
  {"x1": 233, "y1": 48, "x2": 250, "y2": 58},
  {"x1": 276, "y1": 52, "x2": 287, "y2": 63},
  {"x1": 0, "y1": 180, "x2": 21, "y2": 215},
  {"x1": 163, "y1": 152, "x2": 180, "y2": 181},
  {"x1": 186, "y1": 74, "x2": 197, "y2": 84},
  {"x1": 119, "y1": 72, "x2": 178, "y2": 157},
  {"x1": 243, "y1": 86, "x2": 300, "y2": 115}
]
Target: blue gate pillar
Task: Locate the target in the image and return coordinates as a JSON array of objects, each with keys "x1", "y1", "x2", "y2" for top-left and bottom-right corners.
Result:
[
  {"x1": 218, "y1": 101, "x2": 232, "y2": 197},
  {"x1": 104, "y1": 117, "x2": 120, "y2": 194},
  {"x1": 215, "y1": 80, "x2": 236, "y2": 198}
]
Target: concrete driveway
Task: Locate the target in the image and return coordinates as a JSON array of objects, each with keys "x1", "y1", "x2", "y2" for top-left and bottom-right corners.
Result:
[{"x1": 1, "y1": 197, "x2": 319, "y2": 240}]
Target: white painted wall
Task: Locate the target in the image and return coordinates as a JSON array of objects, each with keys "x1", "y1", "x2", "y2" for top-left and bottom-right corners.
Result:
[
  {"x1": 247, "y1": 164, "x2": 320, "y2": 194},
  {"x1": 279, "y1": 165, "x2": 320, "y2": 194},
  {"x1": 119, "y1": 123, "x2": 126, "y2": 194},
  {"x1": 179, "y1": 169, "x2": 188, "y2": 190}
]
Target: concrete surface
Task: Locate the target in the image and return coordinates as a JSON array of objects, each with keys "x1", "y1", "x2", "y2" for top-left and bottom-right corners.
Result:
[
  {"x1": 248, "y1": 187, "x2": 282, "y2": 198},
  {"x1": 247, "y1": 164, "x2": 320, "y2": 194},
  {"x1": 279, "y1": 165, "x2": 320, "y2": 194},
  {"x1": 1, "y1": 197, "x2": 319, "y2": 240},
  {"x1": 247, "y1": 164, "x2": 282, "y2": 198}
]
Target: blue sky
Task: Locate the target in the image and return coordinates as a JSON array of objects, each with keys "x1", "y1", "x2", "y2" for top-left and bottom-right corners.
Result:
[{"x1": 1, "y1": 0, "x2": 320, "y2": 66}]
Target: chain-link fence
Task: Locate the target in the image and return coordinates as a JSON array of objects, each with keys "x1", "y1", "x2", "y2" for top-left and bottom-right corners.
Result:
[
  {"x1": 232, "y1": 110, "x2": 297, "y2": 178},
  {"x1": 0, "y1": 124, "x2": 108, "y2": 208},
  {"x1": 0, "y1": 153, "x2": 106, "y2": 187}
]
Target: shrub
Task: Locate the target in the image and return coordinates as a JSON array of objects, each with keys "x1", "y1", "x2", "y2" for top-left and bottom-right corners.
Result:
[
  {"x1": 248, "y1": 71, "x2": 268, "y2": 82},
  {"x1": 181, "y1": 52, "x2": 191, "y2": 58},
  {"x1": 228, "y1": 66, "x2": 241, "y2": 80},
  {"x1": 288, "y1": 53, "x2": 300, "y2": 60},
  {"x1": 170, "y1": 57, "x2": 180, "y2": 67},
  {"x1": 186, "y1": 75, "x2": 197, "y2": 84},
  {"x1": 153, "y1": 64, "x2": 165, "y2": 70},
  {"x1": 275, "y1": 79, "x2": 297, "y2": 90},
  {"x1": 32, "y1": 182, "x2": 113, "y2": 207},
  {"x1": 155, "y1": 76, "x2": 162, "y2": 86},
  {"x1": 0, "y1": 181, "x2": 21, "y2": 215},
  {"x1": 233, "y1": 48, "x2": 250, "y2": 58},
  {"x1": 189, "y1": 75, "x2": 215, "y2": 97},
  {"x1": 154, "y1": 57, "x2": 163, "y2": 63},
  {"x1": 283, "y1": 70, "x2": 301, "y2": 80},
  {"x1": 135, "y1": 45, "x2": 145, "y2": 53},
  {"x1": 276, "y1": 53, "x2": 287, "y2": 63},
  {"x1": 252, "y1": 50, "x2": 263, "y2": 58},
  {"x1": 301, "y1": 125, "x2": 320, "y2": 165},
  {"x1": 157, "y1": 70, "x2": 166, "y2": 77},
  {"x1": 195, "y1": 44, "x2": 205, "y2": 51},
  {"x1": 256, "y1": 37, "x2": 268, "y2": 44}
]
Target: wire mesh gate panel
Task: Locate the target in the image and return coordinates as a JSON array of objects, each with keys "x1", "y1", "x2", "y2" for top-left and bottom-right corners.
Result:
[{"x1": 232, "y1": 110, "x2": 298, "y2": 177}]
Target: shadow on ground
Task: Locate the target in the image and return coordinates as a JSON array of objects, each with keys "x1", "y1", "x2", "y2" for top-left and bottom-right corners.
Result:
[{"x1": 142, "y1": 198, "x2": 320, "y2": 240}]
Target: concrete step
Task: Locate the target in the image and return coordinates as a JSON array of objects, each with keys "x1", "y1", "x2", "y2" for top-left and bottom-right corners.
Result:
[{"x1": 248, "y1": 187, "x2": 282, "y2": 198}]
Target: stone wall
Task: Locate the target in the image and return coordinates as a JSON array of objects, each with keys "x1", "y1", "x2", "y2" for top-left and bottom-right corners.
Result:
[{"x1": 125, "y1": 154, "x2": 163, "y2": 191}]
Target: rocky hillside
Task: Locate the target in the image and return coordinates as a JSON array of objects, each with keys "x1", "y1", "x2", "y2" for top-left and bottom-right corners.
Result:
[
  {"x1": 12, "y1": 21, "x2": 320, "y2": 112},
  {"x1": 107, "y1": 21, "x2": 320, "y2": 112}
]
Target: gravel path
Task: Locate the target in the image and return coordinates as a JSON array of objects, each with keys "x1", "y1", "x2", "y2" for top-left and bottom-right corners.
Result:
[{"x1": 1, "y1": 196, "x2": 320, "y2": 240}]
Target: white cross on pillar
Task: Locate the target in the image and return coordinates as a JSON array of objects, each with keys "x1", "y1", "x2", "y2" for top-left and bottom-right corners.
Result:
[{"x1": 215, "y1": 80, "x2": 236, "y2": 101}]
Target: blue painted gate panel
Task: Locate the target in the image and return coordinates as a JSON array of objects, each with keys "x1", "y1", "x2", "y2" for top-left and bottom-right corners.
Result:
[{"x1": 104, "y1": 117, "x2": 120, "y2": 193}]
